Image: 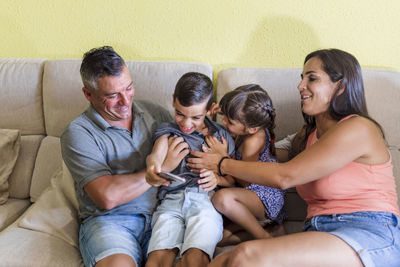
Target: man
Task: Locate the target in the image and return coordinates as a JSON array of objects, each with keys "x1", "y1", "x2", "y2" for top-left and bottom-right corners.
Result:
[{"x1": 61, "y1": 46, "x2": 184, "y2": 267}]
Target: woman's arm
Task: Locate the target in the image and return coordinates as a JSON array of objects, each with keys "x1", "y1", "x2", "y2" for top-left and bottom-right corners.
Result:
[{"x1": 189, "y1": 116, "x2": 388, "y2": 189}]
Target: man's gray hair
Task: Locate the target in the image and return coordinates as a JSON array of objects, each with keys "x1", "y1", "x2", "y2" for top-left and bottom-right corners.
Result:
[{"x1": 80, "y1": 46, "x2": 126, "y2": 91}]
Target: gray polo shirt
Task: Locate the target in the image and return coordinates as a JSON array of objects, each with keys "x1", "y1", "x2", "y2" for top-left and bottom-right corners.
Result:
[{"x1": 61, "y1": 100, "x2": 172, "y2": 220}]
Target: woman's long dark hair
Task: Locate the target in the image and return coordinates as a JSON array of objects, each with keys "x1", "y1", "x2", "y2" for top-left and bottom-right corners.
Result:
[{"x1": 289, "y1": 48, "x2": 384, "y2": 159}]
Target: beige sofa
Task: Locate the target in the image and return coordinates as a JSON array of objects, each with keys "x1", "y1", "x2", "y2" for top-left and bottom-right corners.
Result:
[{"x1": 0, "y1": 58, "x2": 399, "y2": 266}]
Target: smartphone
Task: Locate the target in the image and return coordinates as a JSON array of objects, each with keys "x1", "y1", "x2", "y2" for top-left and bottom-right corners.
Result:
[{"x1": 158, "y1": 171, "x2": 186, "y2": 182}]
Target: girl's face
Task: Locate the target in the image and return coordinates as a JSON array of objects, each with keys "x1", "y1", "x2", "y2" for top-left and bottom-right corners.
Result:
[
  {"x1": 221, "y1": 116, "x2": 247, "y2": 137},
  {"x1": 297, "y1": 57, "x2": 341, "y2": 117},
  {"x1": 173, "y1": 98, "x2": 208, "y2": 135}
]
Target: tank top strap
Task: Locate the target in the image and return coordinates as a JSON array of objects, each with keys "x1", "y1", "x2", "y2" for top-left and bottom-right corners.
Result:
[{"x1": 338, "y1": 114, "x2": 359, "y2": 123}]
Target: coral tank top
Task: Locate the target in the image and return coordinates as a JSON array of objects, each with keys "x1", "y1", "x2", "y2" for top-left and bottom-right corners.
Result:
[{"x1": 296, "y1": 116, "x2": 400, "y2": 219}]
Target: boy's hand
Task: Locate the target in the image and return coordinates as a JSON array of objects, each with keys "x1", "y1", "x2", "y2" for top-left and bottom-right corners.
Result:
[
  {"x1": 162, "y1": 136, "x2": 189, "y2": 172},
  {"x1": 145, "y1": 163, "x2": 170, "y2": 187},
  {"x1": 198, "y1": 169, "x2": 218, "y2": 191},
  {"x1": 204, "y1": 135, "x2": 229, "y2": 157}
]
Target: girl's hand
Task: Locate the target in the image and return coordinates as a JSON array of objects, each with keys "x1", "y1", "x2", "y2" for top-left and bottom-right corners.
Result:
[
  {"x1": 205, "y1": 135, "x2": 229, "y2": 157},
  {"x1": 207, "y1": 103, "x2": 222, "y2": 116},
  {"x1": 198, "y1": 169, "x2": 218, "y2": 191}
]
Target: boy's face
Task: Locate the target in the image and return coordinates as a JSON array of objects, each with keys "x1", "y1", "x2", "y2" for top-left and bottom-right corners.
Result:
[{"x1": 173, "y1": 98, "x2": 208, "y2": 135}]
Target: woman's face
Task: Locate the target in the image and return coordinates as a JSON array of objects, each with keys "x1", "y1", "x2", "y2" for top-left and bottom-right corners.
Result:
[{"x1": 297, "y1": 57, "x2": 341, "y2": 117}]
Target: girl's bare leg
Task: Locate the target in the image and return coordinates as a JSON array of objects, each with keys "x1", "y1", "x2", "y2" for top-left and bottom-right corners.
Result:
[
  {"x1": 209, "y1": 231, "x2": 363, "y2": 267},
  {"x1": 212, "y1": 188, "x2": 272, "y2": 240},
  {"x1": 218, "y1": 220, "x2": 253, "y2": 246}
]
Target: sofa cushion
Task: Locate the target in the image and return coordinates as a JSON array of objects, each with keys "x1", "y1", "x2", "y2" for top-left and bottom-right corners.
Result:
[
  {"x1": 19, "y1": 162, "x2": 79, "y2": 247},
  {"x1": 0, "y1": 59, "x2": 46, "y2": 135},
  {"x1": 42, "y1": 59, "x2": 213, "y2": 137},
  {"x1": 0, "y1": 226, "x2": 83, "y2": 267},
  {"x1": 30, "y1": 136, "x2": 62, "y2": 202},
  {"x1": 0, "y1": 129, "x2": 20, "y2": 204},
  {"x1": 0, "y1": 198, "x2": 30, "y2": 231},
  {"x1": 8, "y1": 135, "x2": 43, "y2": 199}
]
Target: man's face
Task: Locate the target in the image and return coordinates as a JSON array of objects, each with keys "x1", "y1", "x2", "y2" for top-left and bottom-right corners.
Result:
[{"x1": 83, "y1": 66, "x2": 134, "y2": 124}]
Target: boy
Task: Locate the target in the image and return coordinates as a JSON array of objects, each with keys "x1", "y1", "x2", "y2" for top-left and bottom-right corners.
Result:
[{"x1": 145, "y1": 72, "x2": 235, "y2": 267}]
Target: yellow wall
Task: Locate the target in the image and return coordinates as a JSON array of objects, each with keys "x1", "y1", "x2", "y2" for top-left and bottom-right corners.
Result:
[{"x1": 1, "y1": 0, "x2": 400, "y2": 73}]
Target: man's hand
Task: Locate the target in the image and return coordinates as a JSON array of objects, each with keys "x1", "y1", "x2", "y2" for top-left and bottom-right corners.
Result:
[
  {"x1": 161, "y1": 136, "x2": 189, "y2": 172},
  {"x1": 198, "y1": 169, "x2": 218, "y2": 191}
]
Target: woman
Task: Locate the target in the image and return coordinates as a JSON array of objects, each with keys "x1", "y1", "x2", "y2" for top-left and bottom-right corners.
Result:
[{"x1": 188, "y1": 49, "x2": 400, "y2": 266}]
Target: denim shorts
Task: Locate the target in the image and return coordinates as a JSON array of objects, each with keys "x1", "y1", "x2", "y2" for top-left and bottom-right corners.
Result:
[
  {"x1": 147, "y1": 187, "x2": 223, "y2": 259},
  {"x1": 303, "y1": 211, "x2": 400, "y2": 267},
  {"x1": 79, "y1": 213, "x2": 152, "y2": 267}
]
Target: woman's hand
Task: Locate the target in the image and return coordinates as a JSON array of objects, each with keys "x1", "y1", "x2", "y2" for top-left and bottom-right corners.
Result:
[
  {"x1": 187, "y1": 150, "x2": 222, "y2": 173},
  {"x1": 205, "y1": 135, "x2": 229, "y2": 157},
  {"x1": 198, "y1": 169, "x2": 218, "y2": 191}
]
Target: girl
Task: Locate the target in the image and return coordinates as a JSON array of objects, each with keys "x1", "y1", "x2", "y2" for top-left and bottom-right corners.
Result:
[{"x1": 206, "y1": 84, "x2": 285, "y2": 246}]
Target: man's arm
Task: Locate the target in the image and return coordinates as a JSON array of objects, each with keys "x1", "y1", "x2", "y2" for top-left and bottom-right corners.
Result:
[
  {"x1": 61, "y1": 124, "x2": 155, "y2": 211},
  {"x1": 84, "y1": 170, "x2": 150, "y2": 210}
]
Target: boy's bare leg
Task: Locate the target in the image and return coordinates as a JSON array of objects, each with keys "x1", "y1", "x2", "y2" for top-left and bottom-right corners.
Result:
[
  {"x1": 95, "y1": 254, "x2": 136, "y2": 267},
  {"x1": 145, "y1": 249, "x2": 178, "y2": 267},
  {"x1": 175, "y1": 248, "x2": 209, "y2": 267}
]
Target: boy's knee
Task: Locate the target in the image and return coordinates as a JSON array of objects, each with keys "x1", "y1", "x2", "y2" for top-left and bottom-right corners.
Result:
[
  {"x1": 182, "y1": 248, "x2": 210, "y2": 267},
  {"x1": 146, "y1": 249, "x2": 177, "y2": 267}
]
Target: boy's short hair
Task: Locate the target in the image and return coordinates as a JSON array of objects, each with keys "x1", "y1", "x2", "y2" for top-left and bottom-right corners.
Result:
[{"x1": 173, "y1": 72, "x2": 214, "y2": 109}]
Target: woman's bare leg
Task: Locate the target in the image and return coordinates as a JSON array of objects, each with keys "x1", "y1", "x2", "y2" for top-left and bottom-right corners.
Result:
[{"x1": 209, "y1": 231, "x2": 363, "y2": 267}]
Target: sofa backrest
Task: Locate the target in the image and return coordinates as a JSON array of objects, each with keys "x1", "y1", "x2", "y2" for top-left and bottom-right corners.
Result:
[
  {"x1": 0, "y1": 59, "x2": 46, "y2": 135},
  {"x1": 42, "y1": 60, "x2": 214, "y2": 138},
  {"x1": 0, "y1": 59, "x2": 46, "y2": 199},
  {"x1": 217, "y1": 67, "x2": 400, "y2": 209}
]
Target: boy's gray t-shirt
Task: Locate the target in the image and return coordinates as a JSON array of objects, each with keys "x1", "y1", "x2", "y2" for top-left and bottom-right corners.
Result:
[
  {"x1": 61, "y1": 100, "x2": 172, "y2": 220},
  {"x1": 154, "y1": 116, "x2": 235, "y2": 199}
]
